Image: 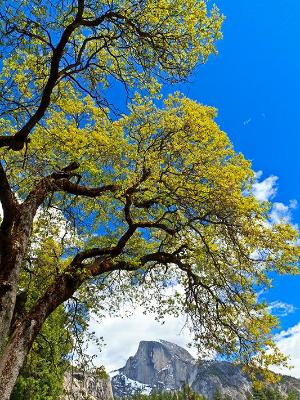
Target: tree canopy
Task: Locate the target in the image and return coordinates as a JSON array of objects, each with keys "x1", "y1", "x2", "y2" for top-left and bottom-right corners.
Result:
[
  {"x1": 0, "y1": 1, "x2": 299, "y2": 398},
  {"x1": 0, "y1": 0, "x2": 222, "y2": 150}
]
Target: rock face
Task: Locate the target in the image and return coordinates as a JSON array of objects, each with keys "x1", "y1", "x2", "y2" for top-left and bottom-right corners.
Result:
[
  {"x1": 63, "y1": 371, "x2": 114, "y2": 400},
  {"x1": 121, "y1": 340, "x2": 195, "y2": 389},
  {"x1": 111, "y1": 340, "x2": 300, "y2": 399}
]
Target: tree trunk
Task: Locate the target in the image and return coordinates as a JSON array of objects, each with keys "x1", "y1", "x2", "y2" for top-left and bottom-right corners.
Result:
[
  {"x1": 0, "y1": 195, "x2": 45, "y2": 352},
  {"x1": 0, "y1": 317, "x2": 39, "y2": 400},
  {"x1": 0, "y1": 249, "x2": 23, "y2": 353},
  {"x1": 0, "y1": 270, "x2": 85, "y2": 399}
]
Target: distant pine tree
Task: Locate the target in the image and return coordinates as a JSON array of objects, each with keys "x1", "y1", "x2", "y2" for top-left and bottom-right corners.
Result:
[
  {"x1": 287, "y1": 390, "x2": 299, "y2": 400},
  {"x1": 120, "y1": 384, "x2": 300, "y2": 400},
  {"x1": 213, "y1": 389, "x2": 223, "y2": 400},
  {"x1": 121, "y1": 386, "x2": 207, "y2": 400}
]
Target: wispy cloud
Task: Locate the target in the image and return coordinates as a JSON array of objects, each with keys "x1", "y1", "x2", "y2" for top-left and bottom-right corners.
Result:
[
  {"x1": 269, "y1": 201, "x2": 298, "y2": 224},
  {"x1": 269, "y1": 301, "x2": 297, "y2": 317},
  {"x1": 243, "y1": 118, "x2": 252, "y2": 126},
  {"x1": 243, "y1": 113, "x2": 266, "y2": 126}
]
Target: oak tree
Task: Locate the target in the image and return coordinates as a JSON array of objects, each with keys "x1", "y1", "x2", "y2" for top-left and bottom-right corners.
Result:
[{"x1": 0, "y1": 1, "x2": 298, "y2": 399}]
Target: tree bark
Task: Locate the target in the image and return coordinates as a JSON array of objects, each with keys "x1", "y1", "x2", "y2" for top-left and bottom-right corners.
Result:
[
  {"x1": 0, "y1": 266, "x2": 88, "y2": 399},
  {"x1": 0, "y1": 252, "x2": 21, "y2": 354},
  {"x1": 0, "y1": 317, "x2": 39, "y2": 400},
  {"x1": 0, "y1": 175, "x2": 55, "y2": 352},
  {"x1": 0, "y1": 209, "x2": 35, "y2": 353}
]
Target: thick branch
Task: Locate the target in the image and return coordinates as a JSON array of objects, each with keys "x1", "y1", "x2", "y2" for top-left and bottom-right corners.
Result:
[
  {"x1": 22, "y1": 161, "x2": 117, "y2": 219},
  {"x1": 0, "y1": 163, "x2": 18, "y2": 238},
  {"x1": 22, "y1": 254, "x2": 127, "y2": 343},
  {"x1": 53, "y1": 179, "x2": 118, "y2": 197},
  {"x1": 136, "y1": 221, "x2": 176, "y2": 235},
  {"x1": 11, "y1": 7, "x2": 85, "y2": 146},
  {"x1": 72, "y1": 224, "x2": 137, "y2": 265}
]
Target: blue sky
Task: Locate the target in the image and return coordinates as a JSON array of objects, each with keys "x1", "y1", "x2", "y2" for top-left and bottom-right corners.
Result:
[
  {"x1": 174, "y1": 0, "x2": 300, "y2": 332},
  {"x1": 89, "y1": 0, "x2": 300, "y2": 376},
  {"x1": 178, "y1": 0, "x2": 300, "y2": 199}
]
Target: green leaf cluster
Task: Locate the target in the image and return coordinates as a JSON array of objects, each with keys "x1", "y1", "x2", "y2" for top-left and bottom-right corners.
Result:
[
  {"x1": 251, "y1": 386, "x2": 299, "y2": 400},
  {"x1": 2, "y1": 92, "x2": 300, "y2": 375}
]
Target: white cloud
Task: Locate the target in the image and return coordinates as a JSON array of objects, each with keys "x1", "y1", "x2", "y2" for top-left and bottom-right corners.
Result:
[
  {"x1": 252, "y1": 172, "x2": 278, "y2": 202},
  {"x1": 269, "y1": 201, "x2": 296, "y2": 224},
  {"x1": 252, "y1": 172, "x2": 297, "y2": 225},
  {"x1": 289, "y1": 199, "x2": 298, "y2": 210},
  {"x1": 243, "y1": 118, "x2": 252, "y2": 126},
  {"x1": 269, "y1": 301, "x2": 297, "y2": 317},
  {"x1": 87, "y1": 308, "x2": 196, "y2": 372},
  {"x1": 272, "y1": 322, "x2": 300, "y2": 378}
]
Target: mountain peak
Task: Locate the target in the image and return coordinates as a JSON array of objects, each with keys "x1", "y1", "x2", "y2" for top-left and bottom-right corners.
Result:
[
  {"x1": 116, "y1": 339, "x2": 195, "y2": 392},
  {"x1": 137, "y1": 339, "x2": 195, "y2": 364},
  {"x1": 111, "y1": 340, "x2": 300, "y2": 399}
]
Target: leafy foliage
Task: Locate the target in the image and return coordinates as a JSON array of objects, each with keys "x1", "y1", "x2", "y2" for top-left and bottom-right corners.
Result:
[
  {"x1": 0, "y1": 0, "x2": 223, "y2": 148},
  {"x1": 0, "y1": 0, "x2": 299, "y2": 396},
  {"x1": 9, "y1": 216, "x2": 100, "y2": 399},
  {"x1": 4, "y1": 91, "x2": 300, "y2": 371},
  {"x1": 251, "y1": 386, "x2": 300, "y2": 400}
]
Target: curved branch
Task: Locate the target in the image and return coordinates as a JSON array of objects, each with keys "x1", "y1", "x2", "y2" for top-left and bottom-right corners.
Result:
[
  {"x1": 0, "y1": 2, "x2": 115, "y2": 151},
  {"x1": 72, "y1": 224, "x2": 137, "y2": 265},
  {"x1": 136, "y1": 221, "x2": 176, "y2": 235},
  {"x1": 53, "y1": 179, "x2": 118, "y2": 197},
  {"x1": 9, "y1": 26, "x2": 55, "y2": 51},
  {"x1": 22, "y1": 161, "x2": 118, "y2": 217}
]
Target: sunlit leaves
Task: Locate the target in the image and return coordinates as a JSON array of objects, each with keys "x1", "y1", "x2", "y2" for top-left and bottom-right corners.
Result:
[{"x1": 0, "y1": 0, "x2": 223, "y2": 129}]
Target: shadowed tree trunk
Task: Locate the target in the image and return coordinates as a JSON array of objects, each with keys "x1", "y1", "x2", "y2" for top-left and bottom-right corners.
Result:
[{"x1": 0, "y1": 262, "x2": 93, "y2": 398}]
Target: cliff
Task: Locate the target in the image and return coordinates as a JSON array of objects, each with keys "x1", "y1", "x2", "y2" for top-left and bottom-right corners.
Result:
[
  {"x1": 111, "y1": 340, "x2": 300, "y2": 399},
  {"x1": 62, "y1": 371, "x2": 114, "y2": 400}
]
